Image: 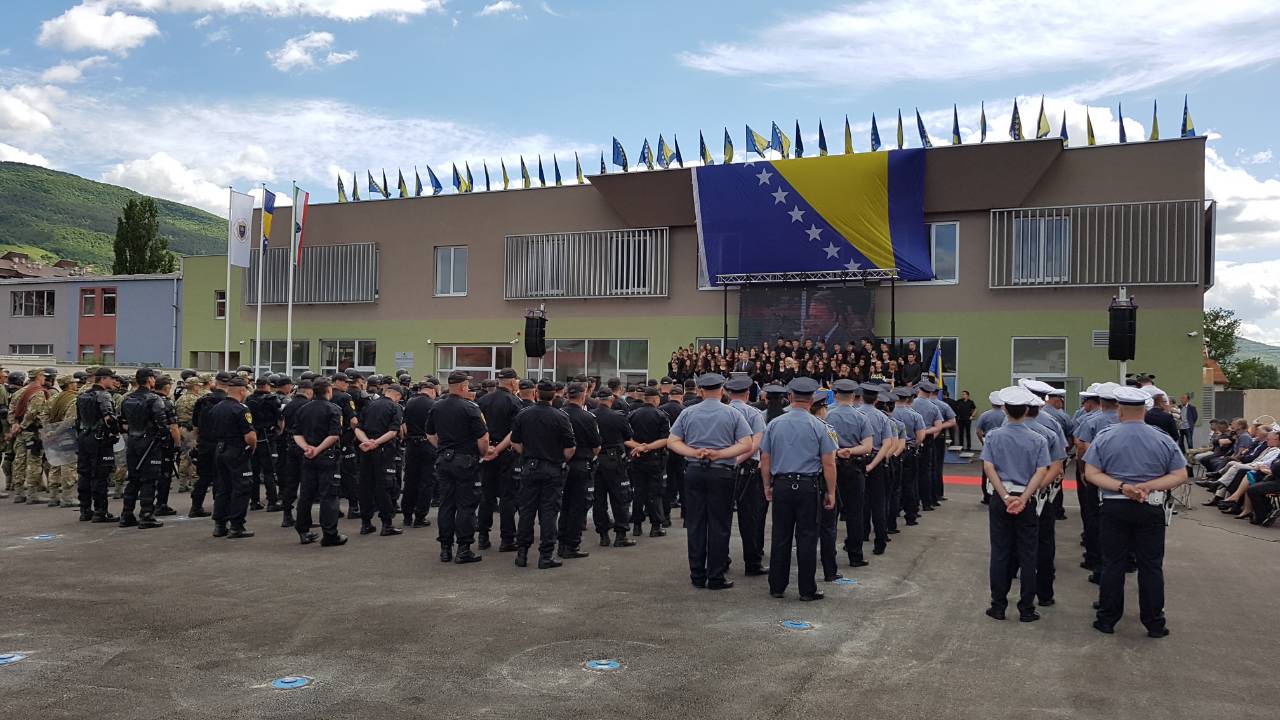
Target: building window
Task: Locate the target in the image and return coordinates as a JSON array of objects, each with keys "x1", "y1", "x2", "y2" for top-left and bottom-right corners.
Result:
[
  {"x1": 610, "y1": 233, "x2": 652, "y2": 294},
  {"x1": 254, "y1": 340, "x2": 311, "y2": 378},
  {"x1": 101, "y1": 289, "x2": 117, "y2": 316},
  {"x1": 506, "y1": 228, "x2": 669, "y2": 299},
  {"x1": 527, "y1": 237, "x2": 567, "y2": 296},
  {"x1": 524, "y1": 339, "x2": 648, "y2": 384},
  {"x1": 1012, "y1": 216, "x2": 1071, "y2": 283},
  {"x1": 435, "y1": 246, "x2": 468, "y2": 296},
  {"x1": 8, "y1": 344, "x2": 53, "y2": 356},
  {"x1": 903, "y1": 336, "x2": 959, "y2": 398},
  {"x1": 320, "y1": 340, "x2": 377, "y2": 374},
  {"x1": 437, "y1": 345, "x2": 515, "y2": 381},
  {"x1": 99, "y1": 345, "x2": 115, "y2": 363},
  {"x1": 10, "y1": 290, "x2": 55, "y2": 317},
  {"x1": 80, "y1": 344, "x2": 96, "y2": 361},
  {"x1": 214, "y1": 290, "x2": 227, "y2": 319},
  {"x1": 929, "y1": 222, "x2": 958, "y2": 283},
  {"x1": 1011, "y1": 337, "x2": 1068, "y2": 377},
  {"x1": 81, "y1": 289, "x2": 97, "y2": 316}
]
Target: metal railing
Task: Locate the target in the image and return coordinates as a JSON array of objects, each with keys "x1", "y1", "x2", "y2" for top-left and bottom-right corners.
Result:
[
  {"x1": 504, "y1": 228, "x2": 669, "y2": 300},
  {"x1": 989, "y1": 200, "x2": 1206, "y2": 288},
  {"x1": 244, "y1": 243, "x2": 379, "y2": 305}
]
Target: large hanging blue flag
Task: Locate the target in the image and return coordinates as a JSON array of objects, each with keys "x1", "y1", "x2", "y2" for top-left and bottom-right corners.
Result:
[
  {"x1": 414, "y1": 167, "x2": 424, "y2": 197},
  {"x1": 951, "y1": 105, "x2": 961, "y2": 145},
  {"x1": 1180, "y1": 95, "x2": 1195, "y2": 138},
  {"x1": 794, "y1": 120, "x2": 804, "y2": 158},
  {"x1": 537, "y1": 155, "x2": 546, "y2": 186},
  {"x1": 639, "y1": 139, "x2": 654, "y2": 170},
  {"x1": 746, "y1": 125, "x2": 769, "y2": 158},
  {"x1": 915, "y1": 109, "x2": 932, "y2": 148},
  {"x1": 612, "y1": 137, "x2": 628, "y2": 171},
  {"x1": 427, "y1": 165, "x2": 443, "y2": 195},
  {"x1": 699, "y1": 131, "x2": 713, "y2": 165},
  {"x1": 724, "y1": 127, "x2": 735, "y2": 163},
  {"x1": 817, "y1": 120, "x2": 828, "y2": 156},
  {"x1": 1118, "y1": 102, "x2": 1127, "y2": 143},
  {"x1": 770, "y1": 121, "x2": 791, "y2": 158},
  {"x1": 694, "y1": 150, "x2": 931, "y2": 285},
  {"x1": 870, "y1": 114, "x2": 881, "y2": 151}
]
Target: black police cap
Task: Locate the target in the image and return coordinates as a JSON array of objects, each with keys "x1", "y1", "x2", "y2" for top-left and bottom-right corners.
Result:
[
  {"x1": 566, "y1": 382, "x2": 586, "y2": 397},
  {"x1": 214, "y1": 371, "x2": 233, "y2": 383},
  {"x1": 134, "y1": 368, "x2": 156, "y2": 384},
  {"x1": 536, "y1": 380, "x2": 555, "y2": 392},
  {"x1": 225, "y1": 376, "x2": 249, "y2": 388},
  {"x1": 345, "y1": 370, "x2": 364, "y2": 381},
  {"x1": 447, "y1": 371, "x2": 470, "y2": 385},
  {"x1": 496, "y1": 368, "x2": 518, "y2": 379},
  {"x1": 93, "y1": 367, "x2": 115, "y2": 378},
  {"x1": 643, "y1": 387, "x2": 661, "y2": 397},
  {"x1": 518, "y1": 379, "x2": 535, "y2": 390},
  {"x1": 595, "y1": 389, "x2": 614, "y2": 399},
  {"x1": 180, "y1": 369, "x2": 197, "y2": 379}
]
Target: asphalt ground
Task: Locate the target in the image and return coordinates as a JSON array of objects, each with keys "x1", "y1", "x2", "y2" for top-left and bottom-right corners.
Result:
[{"x1": 1, "y1": 468, "x2": 1276, "y2": 720}]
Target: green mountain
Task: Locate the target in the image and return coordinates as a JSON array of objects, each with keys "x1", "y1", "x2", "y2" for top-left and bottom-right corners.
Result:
[
  {"x1": 0, "y1": 161, "x2": 224, "y2": 271},
  {"x1": 1232, "y1": 337, "x2": 1280, "y2": 367}
]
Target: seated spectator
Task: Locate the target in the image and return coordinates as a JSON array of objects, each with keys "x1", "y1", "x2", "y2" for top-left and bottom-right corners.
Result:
[
  {"x1": 1245, "y1": 457, "x2": 1280, "y2": 525},
  {"x1": 1209, "y1": 428, "x2": 1280, "y2": 517}
]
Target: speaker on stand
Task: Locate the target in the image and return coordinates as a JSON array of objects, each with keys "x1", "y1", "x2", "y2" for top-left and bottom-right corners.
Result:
[{"x1": 524, "y1": 308, "x2": 548, "y2": 358}]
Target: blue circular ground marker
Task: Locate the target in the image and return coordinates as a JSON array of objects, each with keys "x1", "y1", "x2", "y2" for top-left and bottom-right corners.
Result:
[
  {"x1": 583, "y1": 659, "x2": 622, "y2": 671},
  {"x1": 28, "y1": 534, "x2": 57, "y2": 541},
  {"x1": 0, "y1": 653, "x2": 27, "y2": 666},
  {"x1": 781, "y1": 620, "x2": 814, "y2": 631},
  {"x1": 834, "y1": 578, "x2": 859, "y2": 586},
  {"x1": 271, "y1": 676, "x2": 311, "y2": 689}
]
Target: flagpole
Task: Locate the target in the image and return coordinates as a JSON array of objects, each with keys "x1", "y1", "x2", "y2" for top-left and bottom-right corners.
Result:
[
  {"x1": 285, "y1": 182, "x2": 297, "y2": 375},
  {"x1": 254, "y1": 183, "x2": 266, "y2": 376},
  {"x1": 223, "y1": 186, "x2": 233, "y2": 372}
]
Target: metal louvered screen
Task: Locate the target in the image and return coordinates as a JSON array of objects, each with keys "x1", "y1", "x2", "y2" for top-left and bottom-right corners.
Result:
[
  {"x1": 1091, "y1": 330, "x2": 1110, "y2": 347},
  {"x1": 504, "y1": 228, "x2": 669, "y2": 300},
  {"x1": 244, "y1": 243, "x2": 379, "y2": 305}
]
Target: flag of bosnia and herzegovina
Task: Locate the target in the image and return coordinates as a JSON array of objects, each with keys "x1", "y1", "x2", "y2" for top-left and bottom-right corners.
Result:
[{"x1": 693, "y1": 149, "x2": 932, "y2": 285}]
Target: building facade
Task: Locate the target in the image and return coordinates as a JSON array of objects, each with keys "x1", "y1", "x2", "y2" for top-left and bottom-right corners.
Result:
[
  {"x1": 181, "y1": 137, "x2": 1212, "y2": 411},
  {"x1": 0, "y1": 273, "x2": 182, "y2": 366}
]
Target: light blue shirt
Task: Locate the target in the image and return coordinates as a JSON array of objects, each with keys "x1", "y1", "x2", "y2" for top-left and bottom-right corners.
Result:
[
  {"x1": 912, "y1": 397, "x2": 942, "y2": 428},
  {"x1": 1082, "y1": 421, "x2": 1184, "y2": 499},
  {"x1": 975, "y1": 408, "x2": 1005, "y2": 437},
  {"x1": 1076, "y1": 409, "x2": 1119, "y2": 445},
  {"x1": 730, "y1": 399, "x2": 766, "y2": 460},
  {"x1": 760, "y1": 407, "x2": 838, "y2": 475},
  {"x1": 981, "y1": 422, "x2": 1051, "y2": 488},
  {"x1": 892, "y1": 405, "x2": 926, "y2": 447},
  {"x1": 670, "y1": 397, "x2": 753, "y2": 467},
  {"x1": 854, "y1": 402, "x2": 891, "y2": 450},
  {"x1": 1043, "y1": 404, "x2": 1074, "y2": 437},
  {"x1": 826, "y1": 403, "x2": 871, "y2": 448},
  {"x1": 1028, "y1": 413, "x2": 1067, "y2": 462}
]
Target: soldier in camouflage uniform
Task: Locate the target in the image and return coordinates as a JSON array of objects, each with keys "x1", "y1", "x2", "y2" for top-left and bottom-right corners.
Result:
[
  {"x1": 175, "y1": 376, "x2": 202, "y2": 493},
  {"x1": 41, "y1": 374, "x2": 81, "y2": 507},
  {"x1": 0, "y1": 372, "x2": 14, "y2": 499},
  {"x1": 8, "y1": 368, "x2": 52, "y2": 503},
  {"x1": 110, "y1": 375, "x2": 131, "y2": 499}
]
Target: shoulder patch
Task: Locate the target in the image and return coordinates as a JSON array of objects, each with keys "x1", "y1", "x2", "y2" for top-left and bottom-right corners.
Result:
[{"x1": 245, "y1": 411, "x2": 254, "y2": 424}]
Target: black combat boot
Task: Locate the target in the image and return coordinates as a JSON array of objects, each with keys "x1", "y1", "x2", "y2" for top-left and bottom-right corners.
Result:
[
  {"x1": 514, "y1": 547, "x2": 528, "y2": 567},
  {"x1": 281, "y1": 510, "x2": 295, "y2": 528},
  {"x1": 227, "y1": 526, "x2": 255, "y2": 539},
  {"x1": 188, "y1": 506, "x2": 210, "y2": 518},
  {"x1": 320, "y1": 532, "x2": 347, "y2": 547},
  {"x1": 118, "y1": 512, "x2": 138, "y2": 528},
  {"x1": 454, "y1": 544, "x2": 481, "y2": 564},
  {"x1": 212, "y1": 523, "x2": 229, "y2": 537},
  {"x1": 439, "y1": 543, "x2": 453, "y2": 562},
  {"x1": 138, "y1": 512, "x2": 164, "y2": 529},
  {"x1": 538, "y1": 552, "x2": 563, "y2": 570},
  {"x1": 379, "y1": 524, "x2": 403, "y2": 536},
  {"x1": 477, "y1": 532, "x2": 492, "y2": 550}
]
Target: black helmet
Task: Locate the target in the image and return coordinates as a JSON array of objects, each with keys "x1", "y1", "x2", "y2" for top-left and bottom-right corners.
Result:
[
  {"x1": 299, "y1": 371, "x2": 317, "y2": 381},
  {"x1": 7, "y1": 371, "x2": 26, "y2": 385},
  {"x1": 235, "y1": 365, "x2": 253, "y2": 374},
  {"x1": 73, "y1": 370, "x2": 88, "y2": 381},
  {"x1": 180, "y1": 368, "x2": 197, "y2": 380}
]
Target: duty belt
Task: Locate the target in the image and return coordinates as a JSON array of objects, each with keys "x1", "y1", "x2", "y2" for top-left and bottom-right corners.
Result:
[{"x1": 601, "y1": 446, "x2": 627, "y2": 457}]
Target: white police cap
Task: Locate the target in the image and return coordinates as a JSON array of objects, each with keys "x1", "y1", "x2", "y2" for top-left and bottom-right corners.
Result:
[
  {"x1": 1094, "y1": 382, "x2": 1120, "y2": 401},
  {"x1": 998, "y1": 386, "x2": 1037, "y2": 406},
  {"x1": 1048, "y1": 387, "x2": 1066, "y2": 397},
  {"x1": 1114, "y1": 386, "x2": 1150, "y2": 406},
  {"x1": 1141, "y1": 385, "x2": 1167, "y2": 399},
  {"x1": 988, "y1": 390, "x2": 1003, "y2": 405},
  {"x1": 1079, "y1": 383, "x2": 1101, "y2": 399}
]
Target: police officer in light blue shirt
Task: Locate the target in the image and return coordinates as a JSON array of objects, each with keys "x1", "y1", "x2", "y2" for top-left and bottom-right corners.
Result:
[
  {"x1": 927, "y1": 383, "x2": 957, "y2": 501},
  {"x1": 1075, "y1": 382, "x2": 1121, "y2": 580},
  {"x1": 912, "y1": 383, "x2": 944, "y2": 509},
  {"x1": 975, "y1": 391, "x2": 1006, "y2": 505},
  {"x1": 827, "y1": 379, "x2": 874, "y2": 567},
  {"x1": 726, "y1": 375, "x2": 769, "y2": 577},
  {"x1": 667, "y1": 373, "x2": 753, "y2": 591},
  {"x1": 1022, "y1": 378, "x2": 1070, "y2": 523},
  {"x1": 891, "y1": 387, "x2": 927, "y2": 525},
  {"x1": 1021, "y1": 391, "x2": 1068, "y2": 608},
  {"x1": 761, "y1": 377, "x2": 837, "y2": 601},
  {"x1": 981, "y1": 386, "x2": 1052, "y2": 623},
  {"x1": 1083, "y1": 386, "x2": 1187, "y2": 638},
  {"x1": 856, "y1": 383, "x2": 894, "y2": 555}
]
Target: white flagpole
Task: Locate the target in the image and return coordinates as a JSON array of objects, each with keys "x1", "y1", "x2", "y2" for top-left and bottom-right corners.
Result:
[
  {"x1": 223, "y1": 186, "x2": 233, "y2": 372},
  {"x1": 285, "y1": 182, "x2": 297, "y2": 375},
  {"x1": 254, "y1": 183, "x2": 266, "y2": 376}
]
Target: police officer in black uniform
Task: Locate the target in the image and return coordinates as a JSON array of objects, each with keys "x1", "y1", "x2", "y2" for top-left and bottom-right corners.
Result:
[
  {"x1": 629, "y1": 386, "x2": 671, "y2": 537},
  {"x1": 292, "y1": 378, "x2": 346, "y2": 546},
  {"x1": 356, "y1": 383, "x2": 406, "y2": 536},
  {"x1": 76, "y1": 367, "x2": 121, "y2": 523},
  {"x1": 558, "y1": 382, "x2": 600, "y2": 559},
  {"x1": 275, "y1": 374, "x2": 305, "y2": 528},
  {"x1": 246, "y1": 376, "x2": 282, "y2": 512},
  {"x1": 153, "y1": 374, "x2": 180, "y2": 516},
  {"x1": 592, "y1": 390, "x2": 639, "y2": 547},
  {"x1": 119, "y1": 368, "x2": 179, "y2": 529},
  {"x1": 401, "y1": 380, "x2": 438, "y2": 528},
  {"x1": 189, "y1": 372, "x2": 229, "y2": 517},
  {"x1": 206, "y1": 376, "x2": 257, "y2": 539},
  {"x1": 510, "y1": 379, "x2": 576, "y2": 569},
  {"x1": 330, "y1": 372, "x2": 361, "y2": 520},
  {"x1": 477, "y1": 368, "x2": 525, "y2": 552},
  {"x1": 427, "y1": 371, "x2": 490, "y2": 564}
]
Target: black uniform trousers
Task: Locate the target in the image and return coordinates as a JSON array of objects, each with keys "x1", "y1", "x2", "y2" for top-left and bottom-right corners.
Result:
[
  {"x1": 861, "y1": 462, "x2": 889, "y2": 549},
  {"x1": 358, "y1": 443, "x2": 399, "y2": 526},
  {"x1": 338, "y1": 435, "x2": 359, "y2": 512},
  {"x1": 988, "y1": 494, "x2": 1038, "y2": 615},
  {"x1": 592, "y1": 450, "x2": 632, "y2": 535},
  {"x1": 517, "y1": 459, "x2": 566, "y2": 554},
  {"x1": 886, "y1": 456, "x2": 902, "y2": 531},
  {"x1": 191, "y1": 439, "x2": 217, "y2": 509},
  {"x1": 630, "y1": 453, "x2": 667, "y2": 528},
  {"x1": 435, "y1": 451, "x2": 481, "y2": 547},
  {"x1": 212, "y1": 442, "x2": 253, "y2": 529},
  {"x1": 157, "y1": 444, "x2": 175, "y2": 509},
  {"x1": 1247, "y1": 479, "x2": 1280, "y2": 522},
  {"x1": 957, "y1": 419, "x2": 972, "y2": 451},
  {"x1": 1077, "y1": 463, "x2": 1102, "y2": 568},
  {"x1": 918, "y1": 438, "x2": 938, "y2": 507},
  {"x1": 1037, "y1": 492, "x2": 1058, "y2": 602},
  {"x1": 683, "y1": 462, "x2": 734, "y2": 585},
  {"x1": 277, "y1": 444, "x2": 302, "y2": 516},
  {"x1": 296, "y1": 448, "x2": 340, "y2": 537},
  {"x1": 933, "y1": 436, "x2": 947, "y2": 499},
  {"x1": 251, "y1": 431, "x2": 279, "y2": 505},
  {"x1": 664, "y1": 451, "x2": 684, "y2": 518},
  {"x1": 899, "y1": 448, "x2": 921, "y2": 520},
  {"x1": 76, "y1": 433, "x2": 115, "y2": 513},
  {"x1": 478, "y1": 449, "x2": 517, "y2": 544},
  {"x1": 558, "y1": 458, "x2": 594, "y2": 549},
  {"x1": 732, "y1": 460, "x2": 768, "y2": 573},
  {"x1": 401, "y1": 437, "x2": 436, "y2": 523},
  {"x1": 122, "y1": 434, "x2": 162, "y2": 516},
  {"x1": 769, "y1": 476, "x2": 821, "y2": 598},
  {"x1": 1097, "y1": 500, "x2": 1167, "y2": 631},
  {"x1": 837, "y1": 459, "x2": 867, "y2": 561}
]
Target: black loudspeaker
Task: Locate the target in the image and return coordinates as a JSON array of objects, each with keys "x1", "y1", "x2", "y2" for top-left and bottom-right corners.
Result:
[
  {"x1": 524, "y1": 315, "x2": 547, "y2": 358},
  {"x1": 1108, "y1": 299, "x2": 1137, "y2": 362}
]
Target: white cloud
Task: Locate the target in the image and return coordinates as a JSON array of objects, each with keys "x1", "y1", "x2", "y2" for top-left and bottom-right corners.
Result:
[
  {"x1": 0, "y1": 143, "x2": 52, "y2": 167},
  {"x1": 110, "y1": 0, "x2": 446, "y2": 21},
  {"x1": 538, "y1": 1, "x2": 559, "y2": 16},
  {"x1": 204, "y1": 27, "x2": 231, "y2": 44},
  {"x1": 267, "y1": 31, "x2": 357, "y2": 72},
  {"x1": 0, "y1": 84, "x2": 66, "y2": 135},
  {"x1": 192, "y1": 13, "x2": 213, "y2": 27},
  {"x1": 1206, "y1": 147, "x2": 1280, "y2": 252},
  {"x1": 1207, "y1": 260, "x2": 1280, "y2": 345},
  {"x1": 102, "y1": 151, "x2": 230, "y2": 214},
  {"x1": 38, "y1": 2, "x2": 161, "y2": 55},
  {"x1": 680, "y1": 0, "x2": 1280, "y2": 99},
  {"x1": 40, "y1": 56, "x2": 109, "y2": 84},
  {"x1": 1237, "y1": 149, "x2": 1273, "y2": 166},
  {"x1": 478, "y1": 1, "x2": 520, "y2": 16}
]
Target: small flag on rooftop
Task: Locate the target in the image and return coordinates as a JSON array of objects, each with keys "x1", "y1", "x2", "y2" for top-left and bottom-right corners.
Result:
[{"x1": 1181, "y1": 95, "x2": 1195, "y2": 138}]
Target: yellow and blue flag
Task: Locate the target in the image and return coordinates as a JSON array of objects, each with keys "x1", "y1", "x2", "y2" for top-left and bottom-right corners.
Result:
[
  {"x1": 1036, "y1": 96, "x2": 1050, "y2": 139},
  {"x1": 1086, "y1": 108, "x2": 1096, "y2": 146},
  {"x1": 414, "y1": 167, "x2": 424, "y2": 197},
  {"x1": 553, "y1": 154, "x2": 562, "y2": 186},
  {"x1": 895, "y1": 109, "x2": 904, "y2": 149},
  {"x1": 1149, "y1": 99, "x2": 1159, "y2": 141},
  {"x1": 611, "y1": 137, "x2": 628, "y2": 171},
  {"x1": 1009, "y1": 100, "x2": 1024, "y2": 141},
  {"x1": 843, "y1": 115, "x2": 853, "y2": 154},
  {"x1": 575, "y1": 152, "x2": 584, "y2": 184},
  {"x1": 723, "y1": 128, "x2": 734, "y2": 163},
  {"x1": 817, "y1": 120, "x2": 828, "y2": 156},
  {"x1": 262, "y1": 189, "x2": 276, "y2": 243},
  {"x1": 351, "y1": 173, "x2": 360, "y2": 202},
  {"x1": 915, "y1": 109, "x2": 931, "y2": 148},
  {"x1": 398, "y1": 169, "x2": 409, "y2": 198},
  {"x1": 502, "y1": 159, "x2": 510, "y2": 189},
  {"x1": 1118, "y1": 103, "x2": 1127, "y2": 143},
  {"x1": 1059, "y1": 111, "x2": 1069, "y2": 147},
  {"x1": 367, "y1": 170, "x2": 382, "y2": 198},
  {"x1": 337, "y1": 175, "x2": 347, "y2": 203},
  {"x1": 951, "y1": 105, "x2": 961, "y2": 145},
  {"x1": 699, "y1": 131, "x2": 713, "y2": 165},
  {"x1": 466, "y1": 162, "x2": 475, "y2": 192},
  {"x1": 639, "y1": 139, "x2": 654, "y2": 170},
  {"x1": 381, "y1": 169, "x2": 390, "y2": 199},
  {"x1": 1181, "y1": 95, "x2": 1195, "y2": 138},
  {"x1": 657, "y1": 135, "x2": 674, "y2": 169},
  {"x1": 427, "y1": 165, "x2": 443, "y2": 195},
  {"x1": 693, "y1": 150, "x2": 931, "y2": 285},
  {"x1": 979, "y1": 101, "x2": 987, "y2": 143},
  {"x1": 483, "y1": 161, "x2": 491, "y2": 192},
  {"x1": 520, "y1": 156, "x2": 531, "y2": 189},
  {"x1": 794, "y1": 120, "x2": 804, "y2": 158},
  {"x1": 770, "y1": 121, "x2": 791, "y2": 158},
  {"x1": 928, "y1": 344, "x2": 943, "y2": 379},
  {"x1": 537, "y1": 155, "x2": 546, "y2": 187},
  {"x1": 746, "y1": 125, "x2": 769, "y2": 158},
  {"x1": 870, "y1": 114, "x2": 881, "y2": 151},
  {"x1": 451, "y1": 164, "x2": 466, "y2": 193}
]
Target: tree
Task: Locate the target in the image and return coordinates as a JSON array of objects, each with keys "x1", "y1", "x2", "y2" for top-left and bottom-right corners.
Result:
[
  {"x1": 112, "y1": 198, "x2": 176, "y2": 274},
  {"x1": 1203, "y1": 307, "x2": 1241, "y2": 365},
  {"x1": 1226, "y1": 357, "x2": 1280, "y2": 390}
]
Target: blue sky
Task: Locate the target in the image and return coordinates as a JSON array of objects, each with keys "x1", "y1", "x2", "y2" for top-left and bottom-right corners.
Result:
[{"x1": 2, "y1": 1, "x2": 1279, "y2": 337}]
